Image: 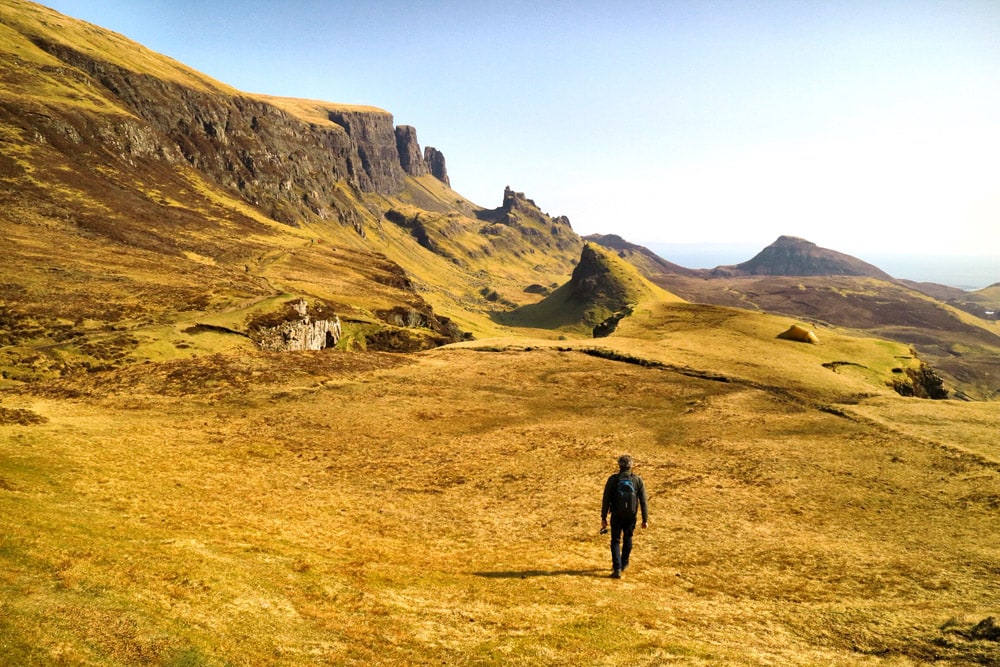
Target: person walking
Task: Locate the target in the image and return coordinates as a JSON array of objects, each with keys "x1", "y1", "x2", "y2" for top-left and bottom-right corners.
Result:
[{"x1": 601, "y1": 454, "x2": 648, "y2": 579}]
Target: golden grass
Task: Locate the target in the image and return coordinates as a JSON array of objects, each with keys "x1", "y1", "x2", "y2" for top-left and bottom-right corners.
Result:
[
  {"x1": 3, "y1": 311, "x2": 999, "y2": 665},
  {"x1": 253, "y1": 96, "x2": 389, "y2": 128},
  {"x1": 0, "y1": 0, "x2": 236, "y2": 95},
  {"x1": 2, "y1": 5, "x2": 998, "y2": 662}
]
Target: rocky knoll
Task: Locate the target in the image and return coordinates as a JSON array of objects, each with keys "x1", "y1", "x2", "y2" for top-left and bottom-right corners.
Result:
[
  {"x1": 503, "y1": 242, "x2": 676, "y2": 332},
  {"x1": 478, "y1": 186, "x2": 579, "y2": 255}
]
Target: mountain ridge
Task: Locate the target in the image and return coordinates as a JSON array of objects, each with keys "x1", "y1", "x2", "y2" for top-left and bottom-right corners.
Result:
[{"x1": 0, "y1": 0, "x2": 589, "y2": 369}]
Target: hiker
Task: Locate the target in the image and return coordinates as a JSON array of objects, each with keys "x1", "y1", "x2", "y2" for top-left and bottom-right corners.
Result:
[{"x1": 601, "y1": 454, "x2": 648, "y2": 579}]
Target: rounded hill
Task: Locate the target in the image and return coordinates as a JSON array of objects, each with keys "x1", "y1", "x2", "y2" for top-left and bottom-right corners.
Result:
[{"x1": 713, "y1": 236, "x2": 893, "y2": 279}]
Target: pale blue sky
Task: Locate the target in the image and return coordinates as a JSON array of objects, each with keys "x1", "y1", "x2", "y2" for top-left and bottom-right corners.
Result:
[{"x1": 40, "y1": 1, "x2": 1000, "y2": 259}]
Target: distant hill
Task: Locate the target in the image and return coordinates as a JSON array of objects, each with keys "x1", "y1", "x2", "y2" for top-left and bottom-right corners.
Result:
[
  {"x1": 625, "y1": 239, "x2": 1000, "y2": 399},
  {"x1": 712, "y1": 236, "x2": 894, "y2": 279}
]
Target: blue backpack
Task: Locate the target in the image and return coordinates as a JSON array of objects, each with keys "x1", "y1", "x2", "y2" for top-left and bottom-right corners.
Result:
[{"x1": 613, "y1": 474, "x2": 638, "y2": 517}]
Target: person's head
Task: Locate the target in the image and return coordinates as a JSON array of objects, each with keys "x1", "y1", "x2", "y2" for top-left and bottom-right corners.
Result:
[{"x1": 617, "y1": 454, "x2": 633, "y2": 471}]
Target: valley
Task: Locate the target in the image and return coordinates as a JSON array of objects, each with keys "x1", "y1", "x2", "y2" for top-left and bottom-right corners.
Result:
[{"x1": 2, "y1": 1, "x2": 1000, "y2": 664}]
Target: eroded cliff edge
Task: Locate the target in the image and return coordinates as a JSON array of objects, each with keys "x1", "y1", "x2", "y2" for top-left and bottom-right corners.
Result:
[{"x1": 20, "y1": 38, "x2": 450, "y2": 227}]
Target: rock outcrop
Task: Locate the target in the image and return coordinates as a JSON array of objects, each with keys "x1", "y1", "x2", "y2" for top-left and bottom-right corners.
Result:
[
  {"x1": 395, "y1": 125, "x2": 450, "y2": 185},
  {"x1": 424, "y1": 146, "x2": 449, "y2": 185},
  {"x1": 395, "y1": 125, "x2": 429, "y2": 177},
  {"x1": 249, "y1": 300, "x2": 342, "y2": 351},
  {"x1": 477, "y1": 186, "x2": 579, "y2": 254}
]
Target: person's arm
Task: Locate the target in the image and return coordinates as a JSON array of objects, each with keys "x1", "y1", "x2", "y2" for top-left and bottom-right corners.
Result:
[
  {"x1": 638, "y1": 476, "x2": 649, "y2": 527},
  {"x1": 600, "y1": 476, "x2": 612, "y2": 528}
]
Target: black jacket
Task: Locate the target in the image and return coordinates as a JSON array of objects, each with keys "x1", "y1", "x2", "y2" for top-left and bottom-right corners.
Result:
[{"x1": 602, "y1": 470, "x2": 648, "y2": 522}]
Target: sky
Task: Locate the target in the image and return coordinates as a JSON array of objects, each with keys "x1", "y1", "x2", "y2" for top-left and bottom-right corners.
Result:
[{"x1": 39, "y1": 0, "x2": 1000, "y2": 266}]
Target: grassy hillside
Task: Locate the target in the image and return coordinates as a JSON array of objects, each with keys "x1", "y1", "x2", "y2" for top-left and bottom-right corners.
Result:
[
  {"x1": 0, "y1": 0, "x2": 235, "y2": 108},
  {"x1": 2, "y1": 311, "x2": 999, "y2": 665},
  {"x1": 0, "y1": 0, "x2": 588, "y2": 380},
  {"x1": 653, "y1": 273, "x2": 1000, "y2": 400}
]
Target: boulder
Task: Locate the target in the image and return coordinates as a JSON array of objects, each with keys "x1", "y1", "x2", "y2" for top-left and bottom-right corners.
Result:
[{"x1": 777, "y1": 324, "x2": 819, "y2": 344}]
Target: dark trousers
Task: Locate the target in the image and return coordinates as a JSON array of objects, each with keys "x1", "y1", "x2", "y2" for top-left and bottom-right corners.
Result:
[{"x1": 610, "y1": 513, "x2": 637, "y2": 571}]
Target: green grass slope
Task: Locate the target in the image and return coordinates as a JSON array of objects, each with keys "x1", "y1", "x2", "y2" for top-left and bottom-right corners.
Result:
[
  {"x1": 5, "y1": 7, "x2": 1000, "y2": 665},
  {"x1": 503, "y1": 242, "x2": 683, "y2": 333}
]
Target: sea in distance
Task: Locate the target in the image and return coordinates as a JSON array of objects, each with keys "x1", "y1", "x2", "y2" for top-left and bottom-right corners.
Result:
[{"x1": 646, "y1": 243, "x2": 1000, "y2": 291}]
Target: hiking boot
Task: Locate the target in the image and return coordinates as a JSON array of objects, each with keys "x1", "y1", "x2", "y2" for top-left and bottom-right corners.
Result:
[{"x1": 610, "y1": 570, "x2": 621, "y2": 579}]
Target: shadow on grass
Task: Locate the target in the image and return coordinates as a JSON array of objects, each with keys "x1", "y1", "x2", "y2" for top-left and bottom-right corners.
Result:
[{"x1": 473, "y1": 569, "x2": 606, "y2": 579}]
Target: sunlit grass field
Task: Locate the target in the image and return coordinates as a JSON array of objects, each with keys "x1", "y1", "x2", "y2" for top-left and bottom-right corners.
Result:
[
  {"x1": 3, "y1": 308, "x2": 999, "y2": 666},
  {"x1": 3, "y1": 2, "x2": 998, "y2": 663}
]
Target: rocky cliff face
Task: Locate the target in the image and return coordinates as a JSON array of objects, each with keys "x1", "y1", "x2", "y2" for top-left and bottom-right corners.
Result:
[
  {"x1": 26, "y1": 39, "x2": 450, "y2": 227},
  {"x1": 396, "y1": 125, "x2": 450, "y2": 186},
  {"x1": 395, "y1": 125, "x2": 429, "y2": 177},
  {"x1": 424, "y1": 146, "x2": 449, "y2": 186},
  {"x1": 253, "y1": 317, "x2": 342, "y2": 352}
]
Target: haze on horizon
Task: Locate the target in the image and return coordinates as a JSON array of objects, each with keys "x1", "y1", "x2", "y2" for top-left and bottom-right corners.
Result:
[{"x1": 40, "y1": 0, "x2": 1000, "y2": 262}]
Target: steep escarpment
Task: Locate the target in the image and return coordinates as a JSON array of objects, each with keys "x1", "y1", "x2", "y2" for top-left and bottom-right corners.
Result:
[
  {"x1": 0, "y1": 0, "x2": 594, "y2": 376},
  {"x1": 30, "y1": 39, "x2": 417, "y2": 223},
  {"x1": 5, "y1": 0, "x2": 450, "y2": 232}
]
